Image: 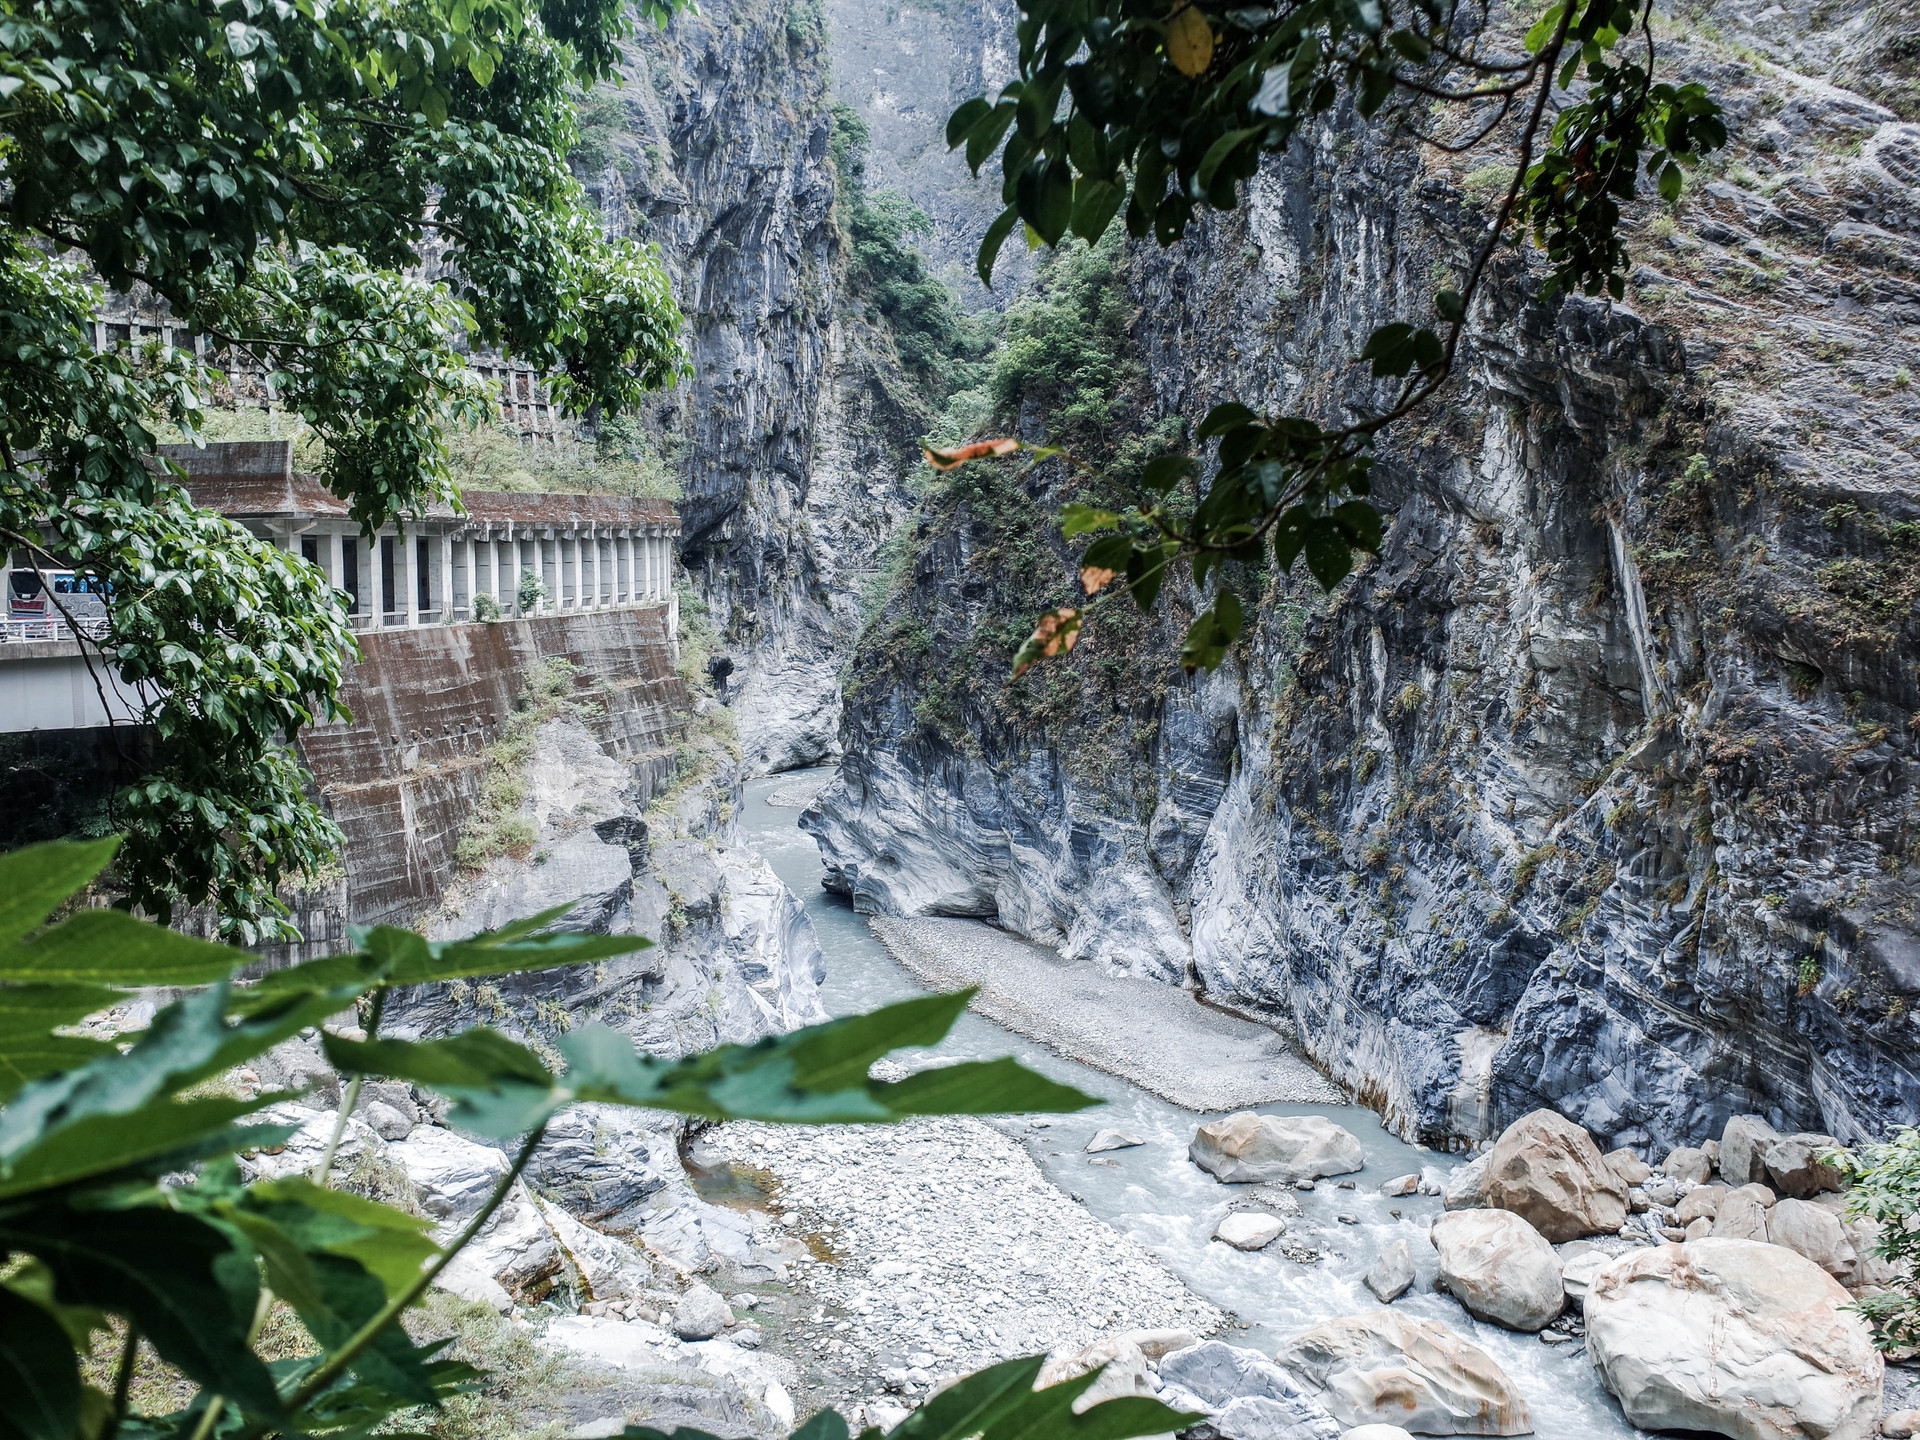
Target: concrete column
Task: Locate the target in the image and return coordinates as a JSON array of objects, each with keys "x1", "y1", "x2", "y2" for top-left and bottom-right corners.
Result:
[
  {"x1": 458, "y1": 536, "x2": 474, "y2": 617},
  {"x1": 398, "y1": 532, "x2": 419, "y2": 626},
  {"x1": 369, "y1": 529, "x2": 387, "y2": 624},
  {"x1": 642, "y1": 527, "x2": 656, "y2": 599},
  {"x1": 437, "y1": 532, "x2": 454, "y2": 622},
  {"x1": 590, "y1": 529, "x2": 603, "y2": 607},
  {"x1": 324, "y1": 530, "x2": 345, "y2": 602},
  {"x1": 541, "y1": 533, "x2": 556, "y2": 605},
  {"x1": 616, "y1": 531, "x2": 630, "y2": 603}
]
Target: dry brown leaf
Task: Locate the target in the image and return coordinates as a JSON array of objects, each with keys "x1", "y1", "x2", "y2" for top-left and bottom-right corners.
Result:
[
  {"x1": 1080, "y1": 565, "x2": 1117, "y2": 595},
  {"x1": 923, "y1": 437, "x2": 1021, "y2": 471}
]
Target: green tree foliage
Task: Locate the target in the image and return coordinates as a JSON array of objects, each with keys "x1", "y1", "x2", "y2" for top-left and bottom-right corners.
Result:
[
  {"x1": 933, "y1": 0, "x2": 1726, "y2": 678},
  {"x1": 0, "y1": 835, "x2": 1194, "y2": 1440},
  {"x1": 0, "y1": 0, "x2": 691, "y2": 938},
  {"x1": 1834, "y1": 1131, "x2": 1920, "y2": 1349}
]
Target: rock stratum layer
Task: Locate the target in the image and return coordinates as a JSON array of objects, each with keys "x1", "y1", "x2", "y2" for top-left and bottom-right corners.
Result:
[{"x1": 805, "y1": 12, "x2": 1920, "y2": 1153}]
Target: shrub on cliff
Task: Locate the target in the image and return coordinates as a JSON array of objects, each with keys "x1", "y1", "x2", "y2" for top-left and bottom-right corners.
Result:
[
  {"x1": 0, "y1": 0, "x2": 690, "y2": 939},
  {"x1": 0, "y1": 834, "x2": 1194, "y2": 1440}
]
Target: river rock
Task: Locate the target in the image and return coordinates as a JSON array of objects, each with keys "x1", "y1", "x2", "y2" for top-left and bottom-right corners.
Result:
[
  {"x1": 1559, "y1": 1249, "x2": 1613, "y2": 1302},
  {"x1": 1160, "y1": 1340, "x2": 1340, "y2": 1437},
  {"x1": 1087, "y1": 1128, "x2": 1145, "y2": 1153},
  {"x1": 1213, "y1": 1395, "x2": 1343, "y2": 1440},
  {"x1": 526, "y1": 1103, "x2": 673, "y2": 1220},
  {"x1": 1721, "y1": 1115, "x2": 1783, "y2": 1186},
  {"x1": 1379, "y1": 1174, "x2": 1419, "y2": 1197},
  {"x1": 1275, "y1": 1311, "x2": 1531, "y2": 1435},
  {"x1": 1711, "y1": 1183, "x2": 1777, "y2": 1242},
  {"x1": 1642, "y1": 1174, "x2": 1681, "y2": 1207},
  {"x1": 1762, "y1": 1133, "x2": 1847, "y2": 1197},
  {"x1": 1676, "y1": 1183, "x2": 1727, "y2": 1224},
  {"x1": 1429, "y1": 1210, "x2": 1563, "y2": 1332},
  {"x1": 1342, "y1": 1429, "x2": 1416, "y2": 1440},
  {"x1": 1585, "y1": 1237, "x2": 1882, "y2": 1439},
  {"x1": 1038, "y1": 1335, "x2": 1158, "y2": 1412},
  {"x1": 1481, "y1": 1110, "x2": 1628, "y2": 1242},
  {"x1": 1365, "y1": 1240, "x2": 1415, "y2": 1303},
  {"x1": 1662, "y1": 1146, "x2": 1713, "y2": 1185},
  {"x1": 1884, "y1": 1410, "x2": 1920, "y2": 1438},
  {"x1": 671, "y1": 1283, "x2": 733, "y2": 1341},
  {"x1": 1190, "y1": 1113, "x2": 1365, "y2": 1185},
  {"x1": 361, "y1": 1099, "x2": 416, "y2": 1141},
  {"x1": 1442, "y1": 1153, "x2": 1490, "y2": 1211},
  {"x1": 1604, "y1": 1149, "x2": 1652, "y2": 1187},
  {"x1": 388, "y1": 1126, "x2": 561, "y2": 1295},
  {"x1": 1768, "y1": 1197, "x2": 1857, "y2": 1279},
  {"x1": 1216, "y1": 1211, "x2": 1288, "y2": 1250},
  {"x1": 1685, "y1": 1216, "x2": 1713, "y2": 1240}
]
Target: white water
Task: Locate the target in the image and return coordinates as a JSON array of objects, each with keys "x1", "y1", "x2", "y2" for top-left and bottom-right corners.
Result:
[{"x1": 741, "y1": 770, "x2": 1638, "y2": 1439}]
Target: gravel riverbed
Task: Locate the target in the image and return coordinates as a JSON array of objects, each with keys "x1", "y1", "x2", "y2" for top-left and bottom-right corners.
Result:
[
  {"x1": 871, "y1": 916, "x2": 1345, "y2": 1110},
  {"x1": 703, "y1": 1111, "x2": 1227, "y2": 1421}
]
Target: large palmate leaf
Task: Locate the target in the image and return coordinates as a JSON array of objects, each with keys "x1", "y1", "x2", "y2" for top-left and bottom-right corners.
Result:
[
  {"x1": 324, "y1": 991, "x2": 1100, "y2": 1137},
  {"x1": 0, "y1": 1280, "x2": 82, "y2": 1440},
  {"x1": 0, "y1": 983, "x2": 351, "y2": 1196},
  {"x1": 0, "y1": 838, "x2": 120, "y2": 950},
  {"x1": 621, "y1": 1355, "x2": 1200, "y2": 1440},
  {"x1": 0, "y1": 1202, "x2": 283, "y2": 1420}
]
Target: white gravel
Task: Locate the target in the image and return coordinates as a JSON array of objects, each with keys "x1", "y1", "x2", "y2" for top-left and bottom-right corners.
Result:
[
  {"x1": 706, "y1": 1114, "x2": 1226, "y2": 1412},
  {"x1": 871, "y1": 916, "x2": 1346, "y2": 1110}
]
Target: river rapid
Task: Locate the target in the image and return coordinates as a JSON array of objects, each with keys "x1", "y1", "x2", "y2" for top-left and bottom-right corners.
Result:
[{"x1": 739, "y1": 770, "x2": 1640, "y2": 1439}]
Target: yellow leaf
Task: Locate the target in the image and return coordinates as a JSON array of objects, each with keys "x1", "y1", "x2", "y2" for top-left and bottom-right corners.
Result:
[{"x1": 1166, "y1": 7, "x2": 1215, "y2": 77}]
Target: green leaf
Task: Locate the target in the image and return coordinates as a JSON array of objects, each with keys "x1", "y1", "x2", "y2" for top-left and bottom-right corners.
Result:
[
  {"x1": 1060, "y1": 504, "x2": 1122, "y2": 537},
  {"x1": 0, "y1": 909, "x2": 240, "y2": 987},
  {"x1": 1388, "y1": 28, "x2": 1431, "y2": 59},
  {"x1": 1020, "y1": 159, "x2": 1074, "y2": 247},
  {"x1": 1197, "y1": 402, "x2": 1257, "y2": 439},
  {"x1": 1525, "y1": 2, "x2": 1565, "y2": 51},
  {"x1": 466, "y1": 47, "x2": 496, "y2": 85},
  {"x1": 1140, "y1": 455, "x2": 1193, "y2": 492},
  {"x1": 965, "y1": 104, "x2": 1017, "y2": 174},
  {"x1": 1125, "y1": 545, "x2": 1171, "y2": 611},
  {"x1": 1195, "y1": 127, "x2": 1261, "y2": 192},
  {"x1": 1359, "y1": 322, "x2": 1416, "y2": 377},
  {"x1": 1331, "y1": 499, "x2": 1384, "y2": 551},
  {"x1": 1303, "y1": 521, "x2": 1355, "y2": 589},
  {"x1": 1658, "y1": 159, "x2": 1683, "y2": 202},
  {"x1": 0, "y1": 1282, "x2": 81, "y2": 1440},
  {"x1": 875, "y1": 1058, "x2": 1099, "y2": 1117},
  {"x1": 1069, "y1": 178, "x2": 1124, "y2": 244},
  {"x1": 0, "y1": 1202, "x2": 282, "y2": 1420},
  {"x1": 360, "y1": 910, "x2": 651, "y2": 987},
  {"x1": 241, "y1": 1176, "x2": 438, "y2": 1295},
  {"x1": 0, "y1": 839, "x2": 119, "y2": 949},
  {"x1": 1178, "y1": 593, "x2": 1244, "y2": 675},
  {"x1": 0, "y1": 1035, "x2": 119, "y2": 1106},
  {"x1": 1434, "y1": 288, "x2": 1465, "y2": 323},
  {"x1": 0, "y1": 984, "x2": 128, "y2": 1036},
  {"x1": 946, "y1": 96, "x2": 991, "y2": 149},
  {"x1": 978, "y1": 206, "x2": 1020, "y2": 287}
]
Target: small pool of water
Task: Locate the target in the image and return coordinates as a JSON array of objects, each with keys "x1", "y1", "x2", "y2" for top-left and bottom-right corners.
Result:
[{"x1": 739, "y1": 769, "x2": 1638, "y2": 1439}]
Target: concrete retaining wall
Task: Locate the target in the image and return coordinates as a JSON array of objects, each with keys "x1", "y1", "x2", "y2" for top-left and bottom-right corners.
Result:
[{"x1": 299, "y1": 605, "x2": 686, "y2": 927}]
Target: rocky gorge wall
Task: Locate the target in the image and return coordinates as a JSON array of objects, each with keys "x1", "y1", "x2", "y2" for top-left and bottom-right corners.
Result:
[{"x1": 804, "y1": 14, "x2": 1920, "y2": 1156}]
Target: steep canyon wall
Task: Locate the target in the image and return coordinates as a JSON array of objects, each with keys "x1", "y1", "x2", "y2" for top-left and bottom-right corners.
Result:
[{"x1": 805, "y1": 15, "x2": 1920, "y2": 1154}]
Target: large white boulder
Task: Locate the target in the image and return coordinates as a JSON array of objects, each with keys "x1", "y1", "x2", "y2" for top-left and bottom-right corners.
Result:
[
  {"x1": 1584, "y1": 1237, "x2": 1883, "y2": 1440},
  {"x1": 1762, "y1": 1133, "x2": 1846, "y2": 1198},
  {"x1": 1216, "y1": 1212, "x2": 1288, "y2": 1250},
  {"x1": 1274, "y1": 1310, "x2": 1531, "y2": 1436},
  {"x1": 1038, "y1": 1336, "x2": 1160, "y2": 1414},
  {"x1": 1190, "y1": 1113, "x2": 1365, "y2": 1185},
  {"x1": 389, "y1": 1125, "x2": 560, "y2": 1295},
  {"x1": 1365, "y1": 1240, "x2": 1415, "y2": 1303},
  {"x1": 1710, "y1": 1183, "x2": 1776, "y2": 1242},
  {"x1": 1429, "y1": 1210, "x2": 1563, "y2": 1332},
  {"x1": 1158, "y1": 1342, "x2": 1340, "y2": 1438},
  {"x1": 1767, "y1": 1197, "x2": 1857, "y2": 1281},
  {"x1": 1442, "y1": 1153, "x2": 1491, "y2": 1211},
  {"x1": 1481, "y1": 1109, "x2": 1628, "y2": 1242}
]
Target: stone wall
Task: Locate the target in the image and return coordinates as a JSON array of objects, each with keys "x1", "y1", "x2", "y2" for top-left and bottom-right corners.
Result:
[{"x1": 299, "y1": 606, "x2": 685, "y2": 927}]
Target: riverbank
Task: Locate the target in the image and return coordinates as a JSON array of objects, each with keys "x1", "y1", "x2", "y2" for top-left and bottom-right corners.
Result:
[
  {"x1": 702, "y1": 1108, "x2": 1227, "y2": 1425},
  {"x1": 870, "y1": 915, "x2": 1345, "y2": 1111}
]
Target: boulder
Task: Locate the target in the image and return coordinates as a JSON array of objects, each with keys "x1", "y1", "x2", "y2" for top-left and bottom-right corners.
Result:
[
  {"x1": 1190, "y1": 1113, "x2": 1366, "y2": 1185},
  {"x1": 389, "y1": 1126, "x2": 559, "y2": 1295},
  {"x1": 1702, "y1": 1139, "x2": 1722, "y2": 1170},
  {"x1": 670, "y1": 1283, "x2": 733, "y2": 1341},
  {"x1": 1038, "y1": 1336, "x2": 1158, "y2": 1413},
  {"x1": 1216, "y1": 1212, "x2": 1288, "y2": 1250},
  {"x1": 1213, "y1": 1395, "x2": 1342, "y2": 1440},
  {"x1": 1481, "y1": 1110, "x2": 1629, "y2": 1242},
  {"x1": 1584, "y1": 1237, "x2": 1883, "y2": 1440},
  {"x1": 1684, "y1": 1216, "x2": 1713, "y2": 1241},
  {"x1": 1643, "y1": 1175, "x2": 1682, "y2": 1207},
  {"x1": 432, "y1": 1253, "x2": 513, "y2": 1313},
  {"x1": 1274, "y1": 1311, "x2": 1531, "y2": 1436},
  {"x1": 362, "y1": 1100, "x2": 416, "y2": 1141},
  {"x1": 1124, "y1": 1329, "x2": 1202, "y2": 1360},
  {"x1": 1721, "y1": 1115, "x2": 1783, "y2": 1187},
  {"x1": 1559, "y1": 1250, "x2": 1613, "y2": 1303},
  {"x1": 1768, "y1": 1198, "x2": 1857, "y2": 1280},
  {"x1": 1429, "y1": 1210, "x2": 1563, "y2": 1332},
  {"x1": 1442, "y1": 1153, "x2": 1490, "y2": 1211},
  {"x1": 526, "y1": 1103, "x2": 672, "y2": 1220},
  {"x1": 1662, "y1": 1146, "x2": 1713, "y2": 1185},
  {"x1": 1342, "y1": 1430, "x2": 1416, "y2": 1440},
  {"x1": 1883, "y1": 1410, "x2": 1920, "y2": 1438},
  {"x1": 1159, "y1": 1340, "x2": 1340, "y2": 1438},
  {"x1": 1762, "y1": 1133, "x2": 1847, "y2": 1198},
  {"x1": 1365, "y1": 1240, "x2": 1415, "y2": 1303},
  {"x1": 537, "y1": 1197, "x2": 653, "y2": 1300},
  {"x1": 1676, "y1": 1183, "x2": 1726, "y2": 1225},
  {"x1": 1379, "y1": 1174, "x2": 1420, "y2": 1197},
  {"x1": 1604, "y1": 1149, "x2": 1653, "y2": 1187},
  {"x1": 1086, "y1": 1128, "x2": 1146, "y2": 1153},
  {"x1": 1711, "y1": 1184, "x2": 1777, "y2": 1243}
]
